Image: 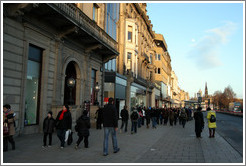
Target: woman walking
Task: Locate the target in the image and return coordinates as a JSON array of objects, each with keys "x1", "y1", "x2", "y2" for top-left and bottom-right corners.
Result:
[{"x1": 55, "y1": 105, "x2": 72, "y2": 149}]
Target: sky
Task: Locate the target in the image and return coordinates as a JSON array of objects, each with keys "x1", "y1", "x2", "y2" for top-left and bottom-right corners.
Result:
[{"x1": 147, "y1": 2, "x2": 244, "y2": 99}]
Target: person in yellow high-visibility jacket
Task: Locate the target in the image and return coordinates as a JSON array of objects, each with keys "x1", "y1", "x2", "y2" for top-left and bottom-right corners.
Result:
[{"x1": 206, "y1": 107, "x2": 217, "y2": 138}]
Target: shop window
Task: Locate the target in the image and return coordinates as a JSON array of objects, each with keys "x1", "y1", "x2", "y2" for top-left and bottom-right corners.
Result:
[
  {"x1": 24, "y1": 44, "x2": 43, "y2": 126},
  {"x1": 91, "y1": 69, "x2": 97, "y2": 105}
]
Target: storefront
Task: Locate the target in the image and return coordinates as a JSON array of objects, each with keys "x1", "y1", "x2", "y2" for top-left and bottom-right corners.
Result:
[
  {"x1": 104, "y1": 72, "x2": 127, "y2": 117},
  {"x1": 130, "y1": 83, "x2": 147, "y2": 109}
]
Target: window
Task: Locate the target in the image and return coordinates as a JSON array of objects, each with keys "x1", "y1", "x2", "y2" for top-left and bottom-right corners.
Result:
[
  {"x1": 127, "y1": 52, "x2": 132, "y2": 60},
  {"x1": 105, "y1": 58, "x2": 116, "y2": 72},
  {"x1": 93, "y1": 4, "x2": 99, "y2": 23},
  {"x1": 91, "y1": 69, "x2": 97, "y2": 105},
  {"x1": 128, "y1": 26, "x2": 132, "y2": 42},
  {"x1": 158, "y1": 68, "x2": 161, "y2": 74},
  {"x1": 106, "y1": 3, "x2": 119, "y2": 40},
  {"x1": 24, "y1": 44, "x2": 43, "y2": 126},
  {"x1": 150, "y1": 54, "x2": 153, "y2": 64},
  {"x1": 155, "y1": 54, "x2": 161, "y2": 61}
]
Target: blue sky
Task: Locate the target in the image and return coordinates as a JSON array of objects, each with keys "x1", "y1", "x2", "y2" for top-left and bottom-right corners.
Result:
[{"x1": 147, "y1": 2, "x2": 244, "y2": 98}]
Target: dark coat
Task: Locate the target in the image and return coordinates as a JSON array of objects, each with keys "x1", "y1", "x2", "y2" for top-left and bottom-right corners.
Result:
[
  {"x1": 95, "y1": 108, "x2": 103, "y2": 122},
  {"x1": 194, "y1": 111, "x2": 204, "y2": 133},
  {"x1": 102, "y1": 104, "x2": 118, "y2": 128},
  {"x1": 55, "y1": 110, "x2": 72, "y2": 130},
  {"x1": 43, "y1": 117, "x2": 55, "y2": 133},
  {"x1": 120, "y1": 109, "x2": 129, "y2": 121},
  {"x1": 75, "y1": 115, "x2": 90, "y2": 136}
]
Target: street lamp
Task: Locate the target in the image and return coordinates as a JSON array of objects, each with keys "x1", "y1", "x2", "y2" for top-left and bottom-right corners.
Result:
[
  {"x1": 67, "y1": 77, "x2": 76, "y2": 105},
  {"x1": 94, "y1": 82, "x2": 100, "y2": 105}
]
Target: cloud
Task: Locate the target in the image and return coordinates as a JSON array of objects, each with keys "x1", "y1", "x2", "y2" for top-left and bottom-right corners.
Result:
[
  {"x1": 191, "y1": 38, "x2": 196, "y2": 42},
  {"x1": 187, "y1": 21, "x2": 237, "y2": 70}
]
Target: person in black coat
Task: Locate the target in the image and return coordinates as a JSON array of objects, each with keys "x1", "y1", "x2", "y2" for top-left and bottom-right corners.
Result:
[
  {"x1": 120, "y1": 105, "x2": 129, "y2": 133},
  {"x1": 102, "y1": 97, "x2": 120, "y2": 156},
  {"x1": 42, "y1": 111, "x2": 55, "y2": 148},
  {"x1": 194, "y1": 107, "x2": 204, "y2": 138},
  {"x1": 95, "y1": 106, "x2": 103, "y2": 129},
  {"x1": 75, "y1": 110, "x2": 90, "y2": 149},
  {"x1": 55, "y1": 105, "x2": 72, "y2": 148}
]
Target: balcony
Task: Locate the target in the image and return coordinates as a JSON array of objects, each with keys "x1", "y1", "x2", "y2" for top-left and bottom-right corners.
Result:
[
  {"x1": 4, "y1": 3, "x2": 119, "y2": 62},
  {"x1": 47, "y1": 3, "x2": 118, "y2": 60}
]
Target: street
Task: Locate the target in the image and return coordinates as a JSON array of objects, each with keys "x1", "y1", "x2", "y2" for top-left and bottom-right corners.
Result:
[{"x1": 212, "y1": 112, "x2": 243, "y2": 156}]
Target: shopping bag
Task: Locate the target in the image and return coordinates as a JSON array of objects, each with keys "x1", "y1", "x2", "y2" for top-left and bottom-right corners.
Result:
[
  {"x1": 3, "y1": 123, "x2": 9, "y2": 136},
  {"x1": 65, "y1": 130, "x2": 71, "y2": 142}
]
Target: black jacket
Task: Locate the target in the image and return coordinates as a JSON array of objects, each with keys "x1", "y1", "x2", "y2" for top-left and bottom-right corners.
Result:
[
  {"x1": 120, "y1": 109, "x2": 129, "y2": 121},
  {"x1": 75, "y1": 115, "x2": 90, "y2": 136},
  {"x1": 55, "y1": 110, "x2": 72, "y2": 130},
  {"x1": 43, "y1": 117, "x2": 55, "y2": 133},
  {"x1": 194, "y1": 111, "x2": 204, "y2": 133},
  {"x1": 102, "y1": 104, "x2": 118, "y2": 128}
]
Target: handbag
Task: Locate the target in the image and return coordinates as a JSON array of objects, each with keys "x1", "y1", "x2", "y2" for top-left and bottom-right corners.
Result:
[{"x1": 3, "y1": 122, "x2": 9, "y2": 136}]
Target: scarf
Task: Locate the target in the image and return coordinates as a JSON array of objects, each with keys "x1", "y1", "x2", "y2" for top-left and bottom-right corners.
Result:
[{"x1": 59, "y1": 109, "x2": 67, "y2": 120}]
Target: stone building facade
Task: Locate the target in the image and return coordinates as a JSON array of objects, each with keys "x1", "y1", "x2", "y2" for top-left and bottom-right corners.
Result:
[{"x1": 3, "y1": 3, "x2": 118, "y2": 134}]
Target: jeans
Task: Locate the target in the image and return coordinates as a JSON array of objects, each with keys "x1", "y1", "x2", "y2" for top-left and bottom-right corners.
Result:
[
  {"x1": 3, "y1": 136, "x2": 15, "y2": 151},
  {"x1": 103, "y1": 127, "x2": 118, "y2": 155},
  {"x1": 57, "y1": 129, "x2": 66, "y2": 147},
  {"x1": 131, "y1": 121, "x2": 137, "y2": 133},
  {"x1": 151, "y1": 117, "x2": 157, "y2": 128},
  {"x1": 120, "y1": 120, "x2": 128, "y2": 132},
  {"x1": 137, "y1": 118, "x2": 142, "y2": 128}
]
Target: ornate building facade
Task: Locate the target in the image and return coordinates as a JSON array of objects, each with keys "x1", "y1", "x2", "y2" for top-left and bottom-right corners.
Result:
[{"x1": 3, "y1": 3, "x2": 119, "y2": 134}]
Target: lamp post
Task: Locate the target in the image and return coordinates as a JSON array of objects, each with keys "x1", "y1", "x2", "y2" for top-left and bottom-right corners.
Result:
[
  {"x1": 67, "y1": 77, "x2": 76, "y2": 105},
  {"x1": 94, "y1": 82, "x2": 100, "y2": 105}
]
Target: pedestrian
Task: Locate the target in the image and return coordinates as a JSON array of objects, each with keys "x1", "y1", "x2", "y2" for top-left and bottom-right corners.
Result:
[
  {"x1": 137, "y1": 108, "x2": 143, "y2": 128},
  {"x1": 169, "y1": 109, "x2": 174, "y2": 126},
  {"x1": 120, "y1": 105, "x2": 129, "y2": 133},
  {"x1": 145, "y1": 107, "x2": 151, "y2": 128},
  {"x1": 206, "y1": 107, "x2": 217, "y2": 138},
  {"x1": 163, "y1": 108, "x2": 169, "y2": 125},
  {"x1": 3, "y1": 104, "x2": 16, "y2": 152},
  {"x1": 194, "y1": 107, "x2": 204, "y2": 138},
  {"x1": 179, "y1": 109, "x2": 187, "y2": 128},
  {"x1": 42, "y1": 111, "x2": 55, "y2": 148},
  {"x1": 55, "y1": 105, "x2": 72, "y2": 149},
  {"x1": 95, "y1": 106, "x2": 103, "y2": 129},
  {"x1": 141, "y1": 107, "x2": 146, "y2": 126},
  {"x1": 130, "y1": 108, "x2": 139, "y2": 134},
  {"x1": 102, "y1": 97, "x2": 120, "y2": 156},
  {"x1": 75, "y1": 110, "x2": 90, "y2": 149},
  {"x1": 151, "y1": 108, "x2": 157, "y2": 128}
]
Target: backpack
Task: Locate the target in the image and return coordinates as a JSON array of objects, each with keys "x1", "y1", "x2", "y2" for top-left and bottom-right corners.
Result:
[
  {"x1": 131, "y1": 112, "x2": 138, "y2": 120},
  {"x1": 210, "y1": 114, "x2": 216, "y2": 123}
]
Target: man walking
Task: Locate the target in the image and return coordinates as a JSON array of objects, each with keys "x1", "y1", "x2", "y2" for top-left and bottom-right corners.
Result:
[
  {"x1": 120, "y1": 106, "x2": 129, "y2": 133},
  {"x1": 102, "y1": 97, "x2": 120, "y2": 156}
]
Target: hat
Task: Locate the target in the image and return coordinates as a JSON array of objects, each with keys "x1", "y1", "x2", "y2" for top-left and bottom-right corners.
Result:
[{"x1": 48, "y1": 111, "x2": 53, "y2": 116}]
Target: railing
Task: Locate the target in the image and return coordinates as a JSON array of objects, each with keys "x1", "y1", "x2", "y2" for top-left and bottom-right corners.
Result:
[{"x1": 47, "y1": 3, "x2": 118, "y2": 51}]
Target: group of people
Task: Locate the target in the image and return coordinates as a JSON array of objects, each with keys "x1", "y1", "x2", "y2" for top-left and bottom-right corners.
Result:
[
  {"x1": 117, "y1": 106, "x2": 193, "y2": 134},
  {"x1": 3, "y1": 99, "x2": 216, "y2": 155}
]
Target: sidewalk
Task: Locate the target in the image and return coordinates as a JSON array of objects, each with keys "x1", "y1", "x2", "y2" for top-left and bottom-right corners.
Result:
[{"x1": 3, "y1": 119, "x2": 243, "y2": 164}]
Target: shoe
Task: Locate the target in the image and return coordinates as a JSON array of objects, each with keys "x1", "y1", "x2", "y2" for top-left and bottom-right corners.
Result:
[
  {"x1": 84, "y1": 145, "x2": 88, "y2": 148},
  {"x1": 114, "y1": 148, "x2": 120, "y2": 153},
  {"x1": 48, "y1": 145, "x2": 52, "y2": 147},
  {"x1": 103, "y1": 153, "x2": 108, "y2": 156},
  {"x1": 42, "y1": 145, "x2": 47, "y2": 148},
  {"x1": 75, "y1": 145, "x2": 78, "y2": 150},
  {"x1": 60, "y1": 146, "x2": 64, "y2": 149}
]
